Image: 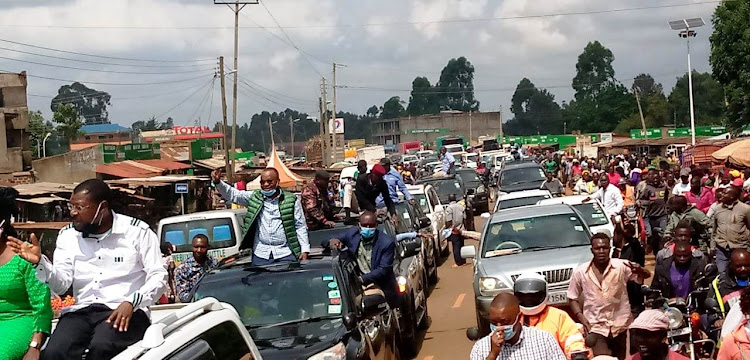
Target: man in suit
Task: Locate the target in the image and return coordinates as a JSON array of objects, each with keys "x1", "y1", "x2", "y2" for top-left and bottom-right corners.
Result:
[{"x1": 327, "y1": 211, "x2": 399, "y2": 307}]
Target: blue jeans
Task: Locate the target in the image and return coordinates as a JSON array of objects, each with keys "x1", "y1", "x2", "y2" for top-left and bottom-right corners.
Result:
[
  {"x1": 715, "y1": 246, "x2": 732, "y2": 274},
  {"x1": 251, "y1": 252, "x2": 297, "y2": 266}
]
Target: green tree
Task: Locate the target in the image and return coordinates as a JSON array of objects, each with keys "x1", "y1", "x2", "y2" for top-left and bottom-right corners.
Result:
[
  {"x1": 380, "y1": 96, "x2": 405, "y2": 119},
  {"x1": 710, "y1": 1, "x2": 750, "y2": 131},
  {"x1": 435, "y1": 57, "x2": 479, "y2": 112},
  {"x1": 572, "y1": 41, "x2": 616, "y2": 101},
  {"x1": 632, "y1": 73, "x2": 664, "y2": 98},
  {"x1": 51, "y1": 82, "x2": 111, "y2": 125},
  {"x1": 52, "y1": 104, "x2": 83, "y2": 144},
  {"x1": 407, "y1": 76, "x2": 439, "y2": 116},
  {"x1": 28, "y1": 110, "x2": 56, "y2": 158},
  {"x1": 615, "y1": 74, "x2": 671, "y2": 133},
  {"x1": 366, "y1": 105, "x2": 379, "y2": 118},
  {"x1": 503, "y1": 78, "x2": 563, "y2": 135},
  {"x1": 667, "y1": 71, "x2": 725, "y2": 127}
]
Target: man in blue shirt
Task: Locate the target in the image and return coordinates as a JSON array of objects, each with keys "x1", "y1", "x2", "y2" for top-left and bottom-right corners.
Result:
[
  {"x1": 440, "y1": 147, "x2": 455, "y2": 175},
  {"x1": 376, "y1": 158, "x2": 415, "y2": 208}
]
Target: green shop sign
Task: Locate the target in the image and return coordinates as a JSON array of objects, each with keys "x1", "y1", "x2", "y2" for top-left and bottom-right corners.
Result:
[
  {"x1": 667, "y1": 126, "x2": 726, "y2": 137},
  {"x1": 630, "y1": 128, "x2": 662, "y2": 139},
  {"x1": 406, "y1": 128, "x2": 450, "y2": 134}
]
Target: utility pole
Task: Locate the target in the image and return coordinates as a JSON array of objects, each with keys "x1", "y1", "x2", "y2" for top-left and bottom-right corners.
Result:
[
  {"x1": 290, "y1": 116, "x2": 294, "y2": 158},
  {"x1": 214, "y1": 0, "x2": 258, "y2": 181},
  {"x1": 469, "y1": 110, "x2": 473, "y2": 147},
  {"x1": 332, "y1": 63, "x2": 345, "y2": 163},
  {"x1": 634, "y1": 88, "x2": 650, "y2": 147},
  {"x1": 321, "y1": 78, "x2": 329, "y2": 166},
  {"x1": 219, "y1": 56, "x2": 231, "y2": 183}
]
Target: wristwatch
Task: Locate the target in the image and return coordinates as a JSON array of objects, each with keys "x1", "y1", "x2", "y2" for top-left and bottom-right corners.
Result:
[{"x1": 29, "y1": 340, "x2": 41, "y2": 350}]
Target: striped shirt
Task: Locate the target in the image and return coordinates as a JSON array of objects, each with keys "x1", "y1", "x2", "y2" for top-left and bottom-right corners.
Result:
[
  {"x1": 217, "y1": 182, "x2": 310, "y2": 260},
  {"x1": 469, "y1": 326, "x2": 566, "y2": 360}
]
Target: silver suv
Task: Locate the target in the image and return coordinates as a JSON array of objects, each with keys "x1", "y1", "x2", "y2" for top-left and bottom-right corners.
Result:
[{"x1": 461, "y1": 204, "x2": 593, "y2": 334}]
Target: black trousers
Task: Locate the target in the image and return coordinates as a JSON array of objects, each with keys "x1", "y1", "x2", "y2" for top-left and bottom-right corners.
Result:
[
  {"x1": 449, "y1": 233, "x2": 465, "y2": 265},
  {"x1": 43, "y1": 304, "x2": 150, "y2": 360},
  {"x1": 588, "y1": 331, "x2": 627, "y2": 359}
]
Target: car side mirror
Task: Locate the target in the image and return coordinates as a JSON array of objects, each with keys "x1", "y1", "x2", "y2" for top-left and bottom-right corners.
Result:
[
  {"x1": 460, "y1": 245, "x2": 476, "y2": 259},
  {"x1": 434, "y1": 204, "x2": 444, "y2": 213},
  {"x1": 343, "y1": 312, "x2": 357, "y2": 331},
  {"x1": 399, "y1": 238, "x2": 422, "y2": 258},
  {"x1": 419, "y1": 216, "x2": 431, "y2": 229},
  {"x1": 480, "y1": 212, "x2": 490, "y2": 219},
  {"x1": 467, "y1": 188, "x2": 475, "y2": 195},
  {"x1": 360, "y1": 292, "x2": 388, "y2": 319}
]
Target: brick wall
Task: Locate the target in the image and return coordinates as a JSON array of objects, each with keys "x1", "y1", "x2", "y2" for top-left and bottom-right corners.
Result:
[{"x1": 0, "y1": 171, "x2": 35, "y2": 184}]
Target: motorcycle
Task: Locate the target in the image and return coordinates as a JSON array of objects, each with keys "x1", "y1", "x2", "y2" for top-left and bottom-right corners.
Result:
[{"x1": 641, "y1": 265, "x2": 719, "y2": 360}]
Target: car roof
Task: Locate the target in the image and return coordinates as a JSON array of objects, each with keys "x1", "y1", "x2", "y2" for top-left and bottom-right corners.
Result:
[
  {"x1": 208, "y1": 254, "x2": 335, "y2": 280},
  {"x1": 158, "y1": 208, "x2": 246, "y2": 225},
  {"x1": 536, "y1": 195, "x2": 591, "y2": 206},
  {"x1": 498, "y1": 189, "x2": 551, "y2": 200},
  {"x1": 502, "y1": 161, "x2": 542, "y2": 170},
  {"x1": 489, "y1": 203, "x2": 577, "y2": 223},
  {"x1": 406, "y1": 184, "x2": 426, "y2": 193}
]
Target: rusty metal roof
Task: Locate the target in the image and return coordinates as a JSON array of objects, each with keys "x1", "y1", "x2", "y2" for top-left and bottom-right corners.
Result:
[{"x1": 96, "y1": 160, "x2": 192, "y2": 179}]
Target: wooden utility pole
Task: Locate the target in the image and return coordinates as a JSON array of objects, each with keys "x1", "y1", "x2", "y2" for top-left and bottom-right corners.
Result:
[
  {"x1": 634, "y1": 88, "x2": 650, "y2": 146},
  {"x1": 290, "y1": 115, "x2": 294, "y2": 158},
  {"x1": 219, "y1": 56, "x2": 231, "y2": 182},
  {"x1": 321, "y1": 78, "x2": 329, "y2": 166}
]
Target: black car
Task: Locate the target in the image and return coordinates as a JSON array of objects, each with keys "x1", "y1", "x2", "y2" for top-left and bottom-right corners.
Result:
[
  {"x1": 496, "y1": 162, "x2": 547, "y2": 193},
  {"x1": 419, "y1": 175, "x2": 475, "y2": 231},
  {"x1": 191, "y1": 248, "x2": 401, "y2": 360},
  {"x1": 394, "y1": 201, "x2": 437, "y2": 286},
  {"x1": 455, "y1": 169, "x2": 489, "y2": 213}
]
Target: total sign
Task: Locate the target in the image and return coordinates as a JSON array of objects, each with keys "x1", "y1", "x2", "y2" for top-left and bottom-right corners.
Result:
[
  {"x1": 329, "y1": 118, "x2": 344, "y2": 134},
  {"x1": 173, "y1": 126, "x2": 211, "y2": 135}
]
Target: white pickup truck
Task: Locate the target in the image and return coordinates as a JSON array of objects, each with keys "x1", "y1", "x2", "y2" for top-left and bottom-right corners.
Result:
[{"x1": 51, "y1": 298, "x2": 263, "y2": 360}]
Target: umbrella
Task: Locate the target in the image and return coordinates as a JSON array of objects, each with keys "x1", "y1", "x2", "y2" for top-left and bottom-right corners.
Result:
[{"x1": 712, "y1": 138, "x2": 750, "y2": 167}]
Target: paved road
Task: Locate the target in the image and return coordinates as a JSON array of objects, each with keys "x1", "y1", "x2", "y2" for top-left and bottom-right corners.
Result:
[{"x1": 414, "y1": 215, "x2": 486, "y2": 360}]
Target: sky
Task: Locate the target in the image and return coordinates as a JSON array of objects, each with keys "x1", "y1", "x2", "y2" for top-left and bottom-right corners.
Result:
[{"x1": 0, "y1": 0, "x2": 721, "y2": 130}]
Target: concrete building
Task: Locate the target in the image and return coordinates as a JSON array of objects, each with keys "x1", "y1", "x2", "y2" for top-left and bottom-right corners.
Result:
[
  {"x1": 70, "y1": 123, "x2": 131, "y2": 150},
  {"x1": 0, "y1": 72, "x2": 32, "y2": 179},
  {"x1": 371, "y1": 111, "x2": 503, "y2": 147}
]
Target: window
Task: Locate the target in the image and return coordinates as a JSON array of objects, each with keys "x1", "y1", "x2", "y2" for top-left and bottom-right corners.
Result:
[
  {"x1": 85, "y1": 136, "x2": 91, "y2": 140},
  {"x1": 166, "y1": 321, "x2": 252, "y2": 360},
  {"x1": 427, "y1": 189, "x2": 440, "y2": 208},
  {"x1": 161, "y1": 218, "x2": 237, "y2": 253},
  {"x1": 98, "y1": 135, "x2": 106, "y2": 140}
]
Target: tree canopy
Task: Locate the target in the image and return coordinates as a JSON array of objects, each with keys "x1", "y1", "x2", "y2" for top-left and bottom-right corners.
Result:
[
  {"x1": 503, "y1": 78, "x2": 563, "y2": 135},
  {"x1": 667, "y1": 71, "x2": 725, "y2": 127},
  {"x1": 51, "y1": 82, "x2": 111, "y2": 125}
]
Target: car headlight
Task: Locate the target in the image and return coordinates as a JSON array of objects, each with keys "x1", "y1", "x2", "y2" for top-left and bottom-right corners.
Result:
[
  {"x1": 479, "y1": 277, "x2": 508, "y2": 296},
  {"x1": 308, "y1": 342, "x2": 346, "y2": 360},
  {"x1": 477, "y1": 184, "x2": 486, "y2": 194}
]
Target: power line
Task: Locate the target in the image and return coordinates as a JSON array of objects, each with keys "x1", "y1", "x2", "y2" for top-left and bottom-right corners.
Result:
[
  {"x1": 0, "y1": 1, "x2": 725, "y2": 30},
  {"x1": 27, "y1": 79, "x2": 217, "y2": 104},
  {"x1": 153, "y1": 77, "x2": 217, "y2": 119},
  {"x1": 0, "y1": 46, "x2": 217, "y2": 69},
  {"x1": 0, "y1": 55, "x2": 216, "y2": 75},
  {"x1": 258, "y1": 0, "x2": 324, "y2": 78},
  {"x1": 238, "y1": 12, "x2": 330, "y2": 65},
  {"x1": 235, "y1": 72, "x2": 316, "y2": 106},
  {"x1": 0, "y1": 69, "x2": 214, "y2": 86},
  {"x1": 0, "y1": 38, "x2": 215, "y2": 63}
]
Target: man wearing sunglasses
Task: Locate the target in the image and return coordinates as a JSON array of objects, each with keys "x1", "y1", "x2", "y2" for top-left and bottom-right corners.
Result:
[{"x1": 470, "y1": 293, "x2": 566, "y2": 360}]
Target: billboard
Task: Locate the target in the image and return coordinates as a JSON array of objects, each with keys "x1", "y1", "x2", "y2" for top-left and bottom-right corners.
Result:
[{"x1": 329, "y1": 118, "x2": 344, "y2": 134}]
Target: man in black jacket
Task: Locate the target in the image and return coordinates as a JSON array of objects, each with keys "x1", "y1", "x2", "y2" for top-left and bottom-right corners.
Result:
[
  {"x1": 355, "y1": 164, "x2": 396, "y2": 221},
  {"x1": 651, "y1": 241, "x2": 706, "y2": 299}
]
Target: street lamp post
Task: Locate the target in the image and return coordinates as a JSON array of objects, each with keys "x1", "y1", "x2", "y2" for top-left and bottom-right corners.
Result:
[
  {"x1": 669, "y1": 17, "x2": 705, "y2": 146},
  {"x1": 42, "y1": 132, "x2": 51, "y2": 158}
]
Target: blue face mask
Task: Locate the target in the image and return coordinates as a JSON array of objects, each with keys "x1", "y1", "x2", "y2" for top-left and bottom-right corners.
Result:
[
  {"x1": 490, "y1": 314, "x2": 519, "y2": 339},
  {"x1": 260, "y1": 188, "x2": 277, "y2": 197},
  {"x1": 360, "y1": 227, "x2": 376, "y2": 239},
  {"x1": 737, "y1": 276, "x2": 749, "y2": 287}
]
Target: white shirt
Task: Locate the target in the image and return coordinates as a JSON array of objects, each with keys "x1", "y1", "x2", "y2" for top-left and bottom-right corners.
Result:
[
  {"x1": 672, "y1": 182, "x2": 691, "y2": 196},
  {"x1": 35, "y1": 213, "x2": 167, "y2": 315},
  {"x1": 590, "y1": 184, "x2": 624, "y2": 217},
  {"x1": 217, "y1": 182, "x2": 310, "y2": 260}
]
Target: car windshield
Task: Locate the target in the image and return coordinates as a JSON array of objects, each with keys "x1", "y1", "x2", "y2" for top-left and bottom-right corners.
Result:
[
  {"x1": 429, "y1": 180, "x2": 464, "y2": 199},
  {"x1": 573, "y1": 203, "x2": 610, "y2": 227},
  {"x1": 500, "y1": 167, "x2": 546, "y2": 186},
  {"x1": 497, "y1": 195, "x2": 550, "y2": 210},
  {"x1": 161, "y1": 218, "x2": 237, "y2": 257},
  {"x1": 414, "y1": 194, "x2": 430, "y2": 214},
  {"x1": 481, "y1": 214, "x2": 590, "y2": 257},
  {"x1": 193, "y1": 268, "x2": 345, "y2": 330},
  {"x1": 457, "y1": 171, "x2": 481, "y2": 186}
]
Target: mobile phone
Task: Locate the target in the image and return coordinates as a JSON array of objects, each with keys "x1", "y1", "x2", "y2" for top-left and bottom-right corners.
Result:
[{"x1": 570, "y1": 350, "x2": 589, "y2": 360}]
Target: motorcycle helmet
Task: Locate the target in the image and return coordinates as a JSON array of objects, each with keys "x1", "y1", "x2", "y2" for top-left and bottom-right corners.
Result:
[{"x1": 513, "y1": 272, "x2": 547, "y2": 316}]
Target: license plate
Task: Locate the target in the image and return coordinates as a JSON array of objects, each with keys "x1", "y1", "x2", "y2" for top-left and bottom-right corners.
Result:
[{"x1": 547, "y1": 292, "x2": 567, "y2": 305}]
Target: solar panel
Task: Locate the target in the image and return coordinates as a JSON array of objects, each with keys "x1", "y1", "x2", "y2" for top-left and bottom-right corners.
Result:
[
  {"x1": 669, "y1": 20, "x2": 687, "y2": 30},
  {"x1": 686, "y1": 18, "x2": 706, "y2": 28},
  {"x1": 669, "y1": 18, "x2": 705, "y2": 30}
]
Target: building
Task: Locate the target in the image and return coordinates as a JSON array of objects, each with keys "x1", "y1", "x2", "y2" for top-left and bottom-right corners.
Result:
[
  {"x1": 0, "y1": 72, "x2": 32, "y2": 179},
  {"x1": 139, "y1": 125, "x2": 224, "y2": 143},
  {"x1": 371, "y1": 111, "x2": 503, "y2": 147},
  {"x1": 71, "y1": 123, "x2": 131, "y2": 150}
]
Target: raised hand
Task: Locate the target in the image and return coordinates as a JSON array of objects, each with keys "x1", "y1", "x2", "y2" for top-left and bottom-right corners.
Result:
[{"x1": 7, "y1": 233, "x2": 41, "y2": 265}]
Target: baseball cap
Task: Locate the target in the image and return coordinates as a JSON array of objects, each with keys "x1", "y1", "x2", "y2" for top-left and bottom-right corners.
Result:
[
  {"x1": 680, "y1": 168, "x2": 691, "y2": 177},
  {"x1": 629, "y1": 309, "x2": 669, "y2": 331},
  {"x1": 371, "y1": 164, "x2": 387, "y2": 177}
]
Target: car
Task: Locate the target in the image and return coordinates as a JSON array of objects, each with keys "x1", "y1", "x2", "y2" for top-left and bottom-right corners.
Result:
[
  {"x1": 496, "y1": 161, "x2": 547, "y2": 193},
  {"x1": 418, "y1": 156, "x2": 439, "y2": 168},
  {"x1": 401, "y1": 154, "x2": 419, "y2": 166},
  {"x1": 493, "y1": 189, "x2": 552, "y2": 212},
  {"x1": 537, "y1": 195, "x2": 616, "y2": 238},
  {"x1": 406, "y1": 184, "x2": 449, "y2": 260},
  {"x1": 190, "y1": 244, "x2": 402, "y2": 360},
  {"x1": 158, "y1": 209, "x2": 247, "y2": 265},
  {"x1": 444, "y1": 144, "x2": 464, "y2": 154},
  {"x1": 424, "y1": 161, "x2": 442, "y2": 174},
  {"x1": 394, "y1": 200, "x2": 439, "y2": 286},
  {"x1": 460, "y1": 204, "x2": 594, "y2": 335},
  {"x1": 420, "y1": 175, "x2": 475, "y2": 231},
  {"x1": 416, "y1": 150, "x2": 435, "y2": 160},
  {"x1": 455, "y1": 168, "x2": 490, "y2": 213},
  {"x1": 461, "y1": 153, "x2": 479, "y2": 169}
]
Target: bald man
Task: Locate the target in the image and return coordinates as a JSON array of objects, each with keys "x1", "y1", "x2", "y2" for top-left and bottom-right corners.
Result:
[
  {"x1": 470, "y1": 293, "x2": 566, "y2": 360},
  {"x1": 212, "y1": 168, "x2": 310, "y2": 265},
  {"x1": 709, "y1": 248, "x2": 750, "y2": 318}
]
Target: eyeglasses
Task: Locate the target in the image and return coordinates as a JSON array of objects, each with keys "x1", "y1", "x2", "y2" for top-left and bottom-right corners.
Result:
[{"x1": 67, "y1": 203, "x2": 93, "y2": 213}]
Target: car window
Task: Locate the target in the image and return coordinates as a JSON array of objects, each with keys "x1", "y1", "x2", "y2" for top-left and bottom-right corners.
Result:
[
  {"x1": 497, "y1": 195, "x2": 550, "y2": 210},
  {"x1": 500, "y1": 167, "x2": 546, "y2": 186},
  {"x1": 162, "y1": 218, "x2": 237, "y2": 254},
  {"x1": 395, "y1": 203, "x2": 416, "y2": 232},
  {"x1": 166, "y1": 321, "x2": 252, "y2": 360},
  {"x1": 414, "y1": 194, "x2": 430, "y2": 214},
  {"x1": 432, "y1": 180, "x2": 463, "y2": 198},
  {"x1": 428, "y1": 188, "x2": 441, "y2": 208},
  {"x1": 572, "y1": 203, "x2": 610, "y2": 227},
  {"x1": 481, "y1": 214, "x2": 589, "y2": 257}
]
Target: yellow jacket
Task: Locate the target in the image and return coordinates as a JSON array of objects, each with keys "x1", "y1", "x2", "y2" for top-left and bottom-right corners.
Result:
[{"x1": 524, "y1": 306, "x2": 587, "y2": 359}]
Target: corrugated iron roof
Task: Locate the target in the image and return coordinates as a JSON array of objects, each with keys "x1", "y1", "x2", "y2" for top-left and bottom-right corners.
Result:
[
  {"x1": 80, "y1": 124, "x2": 130, "y2": 134},
  {"x1": 96, "y1": 160, "x2": 192, "y2": 179},
  {"x1": 160, "y1": 146, "x2": 190, "y2": 162},
  {"x1": 70, "y1": 141, "x2": 131, "y2": 151}
]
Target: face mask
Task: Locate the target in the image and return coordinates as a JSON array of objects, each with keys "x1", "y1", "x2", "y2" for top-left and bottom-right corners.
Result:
[
  {"x1": 360, "y1": 227, "x2": 376, "y2": 239},
  {"x1": 260, "y1": 188, "x2": 277, "y2": 197},
  {"x1": 82, "y1": 202, "x2": 104, "y2": 236},
  {"x1": 489, "y1": 314, "x2": 519, "y2": 339},
  {"x1": 737, "y1": 276, "x2": 749, "y2": 287}
]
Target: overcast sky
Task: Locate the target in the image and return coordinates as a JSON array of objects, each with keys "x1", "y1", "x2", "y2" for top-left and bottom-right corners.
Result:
[{"x1": 0, "y1": 0, "x2": 720, "y2": 129}]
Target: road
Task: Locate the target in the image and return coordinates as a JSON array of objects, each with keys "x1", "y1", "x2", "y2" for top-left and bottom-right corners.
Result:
[{"x1": 414, "y1": 214, "x2": 486, "y2": 360}]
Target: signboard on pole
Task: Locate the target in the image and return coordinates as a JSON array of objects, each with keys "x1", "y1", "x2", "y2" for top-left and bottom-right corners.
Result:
[
  {"x1": 175, "y1": 183, "x2": 189, "y2": 194},
  {"x1": 329, "y1": 118, "x2": 344, "y2": 134}
]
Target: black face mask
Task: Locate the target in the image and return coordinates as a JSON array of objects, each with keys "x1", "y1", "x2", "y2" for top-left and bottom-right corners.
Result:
[{"x1": 82, "y1": 202, "x2": 104, "y2": 237}]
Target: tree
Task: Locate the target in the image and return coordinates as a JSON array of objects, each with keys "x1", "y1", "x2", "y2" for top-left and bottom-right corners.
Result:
[
  {"x1": 615, "y1": 74, "x2": 671, "y2": 133},
  {"x1": 52, "y1": 104, "x2": 83, "y2": 144},
  {"x1": 632, "y1": 74, "x2": 664, "y2": 98},
  {"x1": 668, "y1": 71, "x2": 725, "y2": 127},
  {"x1": 366, "y1": 105, "x2": 379, "y2": 118},
  {"x1": 51, "y1": 82, "x2": 111, "y2": 125},
  {"x1": 380, "y1": 96, "x2": 405, "y2": 119},
  {"x1": 407, "y1": 76, "x2": 439, "y2": 116},
  {"x1": 572, "y1": 41, "x2": 616, "y2": 101},
  {"x1": 435, "y1": 57, "x2": 479, "y2": 112},
  {"x1": 28, "y1": 110, "x2": 53, "y2": 158},
  {"x1": 710, "y1": 1, "x2": 750, "y2": 131},
  {"x1": 503, "y1": 78, "x2": 563, "y2": 135}
]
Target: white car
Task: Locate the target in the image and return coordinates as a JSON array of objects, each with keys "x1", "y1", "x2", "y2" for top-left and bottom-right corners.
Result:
[
  {"x1": 537, "y1": 195, "x2": 615, "y2": 238},
  {"x1": 493, "y1": 189, "x2": 553, "y2": 213},
  {"x1": 407, "y1": 184, "x2": 449, "y2": 258},
  {"x1": 417, "y1": 150, "x2": 435, "y2": 159},
  {"x1": 402, "y1": 154, "x2": 419, "y2": 166}
]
